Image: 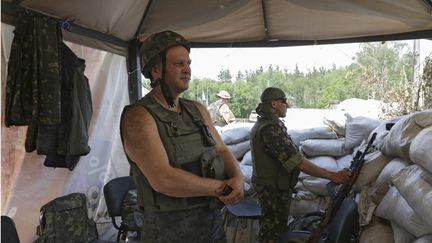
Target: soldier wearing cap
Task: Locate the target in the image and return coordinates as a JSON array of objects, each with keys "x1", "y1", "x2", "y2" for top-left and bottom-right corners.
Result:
[
  {"x1": 208, "y1": 90, "x2": 236, "y2": 127},
  {"x1": 250, "y1": 87, "x2": 351, "y2": 242},
  {"x1": 120, "y1": 31, "x2": 244, "y2": 242}
]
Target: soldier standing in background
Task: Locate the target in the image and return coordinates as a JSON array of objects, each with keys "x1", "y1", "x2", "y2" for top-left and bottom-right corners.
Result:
[
  {"x1": 250, "y1": 87, "x2": 351, "y2": 242},
  {"x1": 120, "y1": 31, "x2": 244, "y2": 243},
  {"x1": 208, "y1": 90, "x2": 236, "y2": 126}
]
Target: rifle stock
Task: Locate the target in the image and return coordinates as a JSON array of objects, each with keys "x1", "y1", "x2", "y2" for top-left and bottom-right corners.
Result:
[{"x1": 306, "y1": 133, "x2": 377, "y2": 243}]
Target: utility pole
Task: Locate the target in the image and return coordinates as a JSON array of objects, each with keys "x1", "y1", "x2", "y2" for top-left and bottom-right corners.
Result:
[{"x1": 413, "y1": 39, "x2": 421, "y2": 109}]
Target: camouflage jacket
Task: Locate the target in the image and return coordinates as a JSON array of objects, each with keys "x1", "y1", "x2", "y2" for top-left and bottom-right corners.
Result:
[{"x1": 208, "y1": 99, "x2": 235, "y2": 126}]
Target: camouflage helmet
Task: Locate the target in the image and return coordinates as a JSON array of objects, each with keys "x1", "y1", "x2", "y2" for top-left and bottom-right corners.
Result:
[
  {"x1": 216, "y1": 90, "x2": 231, "y2": 99},
  {"x1": 140, "y1": 30, "x2": 190, "y2": 78},
  {"x1": 260, "y1": 87, "x2": 286, "y2": 102}
]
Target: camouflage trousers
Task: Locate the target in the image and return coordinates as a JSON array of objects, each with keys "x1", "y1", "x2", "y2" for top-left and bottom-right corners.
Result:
[
  {"x1": 255, "y1": 185, "x2": 292, "y2": 243},
  {"x1": 140, "y1": 206, "x2": 226, "y2": 243}
]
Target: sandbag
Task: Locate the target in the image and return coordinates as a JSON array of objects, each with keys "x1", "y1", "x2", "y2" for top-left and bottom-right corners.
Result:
[
  {"x1": 379, "y1": 110, "x2": 432, "y2": 161},
  {"x1": 220, "y1": 122, "x2": 254, "y2": 145},
  {"x1": 288, "y1": 127, "x2": 337, "y2": 147},
  {"x1": 289, "y1": 196, "x2": 328, "y2": 217},
  {"x1": 300, "y1": 139, "x2": 346, "y2": 157},
  {"x1": 344, "y1": 114, "x2": 381, "y2": 151},
  {"x1": 336, "y1": 154, "x2": 352, "y2": 170},
  {"x1": 227, "y1": 140, "x2": 250, "y2": 160},
  {"x1": 240, "y1": 150, "x2": 252, "y2": 166},
  {"x1": 409, "y1": 126, "x2": 432, "y2": 173},
  {"x1": 375, "y1": 187, "x2": 432, "y2": 237},
  {"x1": 293, "y1": 181, "x2": 318, "y2": 200},
  {"x1": 412, "y1": 235, "x2": 432, "y2": 243},
  {"x1": 302, "y1": 177, "x2": 330, "y2": 196},
  {"x1": 369, "y1": 157, "x2": 410, "y2": 204},
  {"x1": 366, "y1": 117, "x2": 401, "y2": 148},
  {"x1": 357, "y1": 185, "x2": 377, "y2": 226},
  {"x1": 239, "y1": 163, "x2": 253, "y2": 184},
  {"x1": 353, "y1": 146, "x2": 392, "y2": 192},
  {"x1": 391, "y1": 222, "x2": 415, "y2": 243},
  {"x1": 298, "y1": 156, "x2": 339, "y2": 180},
  {"x1": 359, "y1": 218, "x2": 394, "y2": 243},
  {"x1": 391, "y1": 164, "x2": 432, "y2": 226}
]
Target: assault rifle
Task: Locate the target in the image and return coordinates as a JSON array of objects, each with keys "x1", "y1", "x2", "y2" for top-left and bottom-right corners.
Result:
[{"x1": 306, "y1": 132, "x2": 377, "y2": 243}]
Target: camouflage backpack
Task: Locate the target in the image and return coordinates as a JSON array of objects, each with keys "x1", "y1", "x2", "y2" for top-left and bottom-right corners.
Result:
[{"x1": 35, "y1": 193, "x2": 98, "y2": 243}]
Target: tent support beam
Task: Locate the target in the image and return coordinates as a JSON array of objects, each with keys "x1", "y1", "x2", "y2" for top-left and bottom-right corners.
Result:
[
  {"x1": 260, "y1": 0, "x2": 270, "y2": 40},
  {"x1": 127, "y1": 39, "x2": 142, "y2": 103}
]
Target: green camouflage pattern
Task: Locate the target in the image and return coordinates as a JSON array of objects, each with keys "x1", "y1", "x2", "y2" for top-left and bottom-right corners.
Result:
[
  {"x1": 208, "y1": 99, "x2": 228, "y2": 126},
  {"x1": 35, "y1": 193, "x2": 97, "y2": 243},
  {"x1": 6, "y1": 9, "x2": 63, "y2": 126},
  {"x1": 121, "y1": 189, "x2": 144, "y2": 232},
  {"x1": 260, "y1": 119, "x2": 301, "y2": 169},
  {"x1": 140, "y1": 30, "x2": 189, "y2": 76},
  {"x1": 140, "y1": 207, "x2": 226, "y2": 243},
  {"x1": 254, "y1": 185, "x2": 291, "y2": 243}
]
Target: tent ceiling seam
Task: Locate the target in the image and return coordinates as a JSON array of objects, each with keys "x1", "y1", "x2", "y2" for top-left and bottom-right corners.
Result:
[{"x1": 134, "y1": 0, "x2": 153, "y2": 38}]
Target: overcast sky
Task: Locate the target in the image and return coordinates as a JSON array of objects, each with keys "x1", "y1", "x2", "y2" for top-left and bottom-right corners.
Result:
[{"x1": 189, "y1": 39, "x2": 432, "y2": 81}]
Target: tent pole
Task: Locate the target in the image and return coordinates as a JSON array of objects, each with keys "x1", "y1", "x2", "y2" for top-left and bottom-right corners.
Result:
[{"x1": 127, "y1": 39, "x2": 142, "y2": 103}]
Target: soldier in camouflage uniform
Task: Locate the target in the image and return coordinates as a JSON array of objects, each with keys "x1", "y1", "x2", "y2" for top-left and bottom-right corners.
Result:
[
  {"x1": 250, "y1": 87, "x2": 351, "y2": 243},
  {"x1": 208, "y1": 90, "x2": 236, "y2": 126},
  {"x1": 120, "y1": 31, "x2": 244, "y2": 243}
]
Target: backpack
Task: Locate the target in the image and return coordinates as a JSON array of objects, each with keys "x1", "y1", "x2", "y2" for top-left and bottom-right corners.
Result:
[{"x1": 35, "y1": 193, "x2": 98, "y2": 243}]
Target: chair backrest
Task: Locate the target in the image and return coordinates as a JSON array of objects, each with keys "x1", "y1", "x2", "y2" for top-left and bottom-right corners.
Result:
[
  {"x1": 103, "y1": 176, "x2": 136, "y2": 217},
  {"x1": 1, "y1": 216, "x2": 20, "y2": 243},
  {"x1": 326, "y1": 197, "x2": 359, "y2": 243}
]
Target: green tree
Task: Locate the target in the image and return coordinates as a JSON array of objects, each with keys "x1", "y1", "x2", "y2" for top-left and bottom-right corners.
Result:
[{"x1": 217, "y1": 69, "x2": 232, "y2": 83}]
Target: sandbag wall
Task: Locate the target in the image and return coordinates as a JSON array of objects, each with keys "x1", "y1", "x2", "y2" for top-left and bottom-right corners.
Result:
[
  {"x1": 358, "y1": 110, "x2": 432, "y2": 243},
  {"x1": 217, "y1": 109, "x2": 432, "y2": 243}
]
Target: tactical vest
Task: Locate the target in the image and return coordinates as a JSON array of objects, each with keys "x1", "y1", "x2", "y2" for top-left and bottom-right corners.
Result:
[
  {"x1": 121, "y1": 96, "x2": 225, "y2": 212},
  {"x1": 208, "y1": 100, "x2": 227, "y2": 126},
  {"x1": 250, "y1": 117, "x2": 299, "y2": 190}
]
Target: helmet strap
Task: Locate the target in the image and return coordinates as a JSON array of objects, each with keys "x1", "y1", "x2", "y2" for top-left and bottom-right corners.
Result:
[{"x1": 158, "y1": 50, "x2": 175, "y2": 108}]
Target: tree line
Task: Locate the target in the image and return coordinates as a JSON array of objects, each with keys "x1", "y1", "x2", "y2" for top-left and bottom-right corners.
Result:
[{"x1": 143, "y1": 42, "x2": 431, "y2": 119}]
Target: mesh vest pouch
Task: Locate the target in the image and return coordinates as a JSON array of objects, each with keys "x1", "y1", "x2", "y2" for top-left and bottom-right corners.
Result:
[
  {"x1": 121, "y1": 189, "x2": 144, "y2": 232},
  {"x1": 35, "y1": 193, "x2": 98, "y2": 243}
]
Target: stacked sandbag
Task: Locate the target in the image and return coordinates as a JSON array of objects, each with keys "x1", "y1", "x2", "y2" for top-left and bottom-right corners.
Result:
[
  {"x1": 378, "y1": 110, "x2": 432, "y2": 161},
  {"x1": 288, "y1": 126, "x2": 337, "y2": 147},
  {"x1": 359, "y1": 217, "x2": 394, "y2": 243},
  {"x1": 293, "y1": 115, "x2": 383, "y2": 218},
  {"x1": 360, "y1": 110, "x2": 432, "y2": 241},
  {"x1": 218, "y1": 122, "x2": 255, "y2": 192},
  {"x1": 368, "y1": 157, "x2": 411, "y2": 205},
  {"x1": 290, "y1": 181, "x2": 328, "y2": 217},
  {"x1": 220, "y1": 122, "x2": 254, "y2": 160},
  {"x1": 298, "y1": 156, "x2": 339, "y2": 196},
  {"x1": 374, "y1": 186, "x2": 432, "y2": 238},
  {"x1": 409, "y1": 126, "x2": 432, "y2": 173},
  {"x1": 344, "y1": 114, "x2": 381, "y2": 152},
  {"x1": 351, "y1": 142, "x2": 392, "y2": 192}
]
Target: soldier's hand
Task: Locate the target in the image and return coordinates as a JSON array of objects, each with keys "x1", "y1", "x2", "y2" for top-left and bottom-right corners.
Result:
[
  {"x1": 216, "y1": 178, "x2": 244, "y2": 205},
  {"x1": 331, "y1": 170, "x2": 352, "y2": 184}
]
